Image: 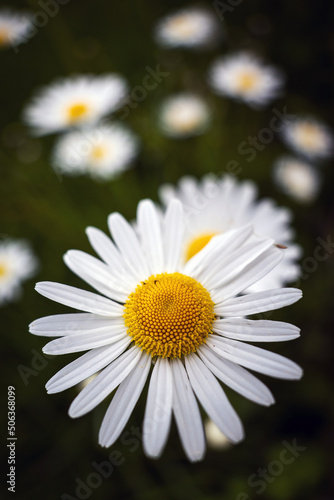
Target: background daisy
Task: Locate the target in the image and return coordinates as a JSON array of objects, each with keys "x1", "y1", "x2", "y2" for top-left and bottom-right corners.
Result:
[
  {"x1": 23, "y1": 75, "x2": 128, "y2": 136},
  {"x1": 158, "y1": 93, "x2": 211, "y2": 138},
  {"x1": 0, "y1": 239, "x2": 38, "y2": 305},
  {"x1": 273, "y1": 157, "x2": 321, "y2": 204},
  {"x1": 209, "y1": 52, "x2": 285, "y2": 107},
  {"x1": 52, "y1": 123, "x2": 139, "y2": 180},
  {"x1": 30, "y1": 199, "x2": 302, "y2": 462},
  {"x1": 154, "y1": 6, "x2": 221, "y2": 49},
  {"x1": 0, "y1": 9, "x2": 33, "y2": 50},
  {"x1": 280, "y1": 116, "x2": 333, "y2": 160},
  {"x1": 159, "y1": 175, "x2": 301, "y2": 291}
]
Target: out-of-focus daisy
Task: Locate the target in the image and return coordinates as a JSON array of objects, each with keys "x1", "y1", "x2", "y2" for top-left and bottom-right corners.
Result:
[
  {"x1": 159, "y1": 94, "x2": 211, "y2": 138},
  {"x1": 280, "y1": 117, "x2": 333, "y2": 161},
  {"x1": 0, "y1": 10, "x2": 32, "y2": 50},
  {"x1": 23, "y1": 75, "x2": 128, "y2": 136},
  {"x1": 154, "y1": 7, "x2": 221, "y2": 50},
  {"x1": 273, "y1": 157, "x2": 321, "y2": 204},
  {"x1": 52, "y1": 123, "x2": 139, "y2": 180},
  {"x1": 205, "y1": 419, "x2": 232, "y2": 450},
  {"x1": 0, "y1": 239, "x2": 38, "y2": 305},
  {"x1": 209, "y1": 52, "x2": 284, "y2": 107},
  {"x1": 159, "y1": 175, "x2": 301, "y2": 291},
  {"x1": 30, "y1": 199, "x2": 302, "y2": 462}
]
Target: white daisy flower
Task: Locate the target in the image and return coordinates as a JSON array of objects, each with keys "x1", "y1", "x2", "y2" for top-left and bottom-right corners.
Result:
[
  {"x1": 159, "y1": 175, "x2": 301, "y2": 291},
  {"x1": 159, "y1": 93, "x2": 211, "y2": 138},
  {"x1": 280, "y1": 117, "x2": 333, "y2": 161},
  {"x1": 30, "y1": 199, "x2": 302, "y2": 462},
  {"x1": 0, "y1": 239, "x2": 38, "y2": 305},
  {"x1": 273, "y1": 157, "x2": 321, "y2": 204},
  {"x1": 52, "y1": 123, "x2": 139, "y2": 180},
  {"x1": 154, "y1": 7, "x2": 221, "y2": 49},
  {"x1": 209, "y1": 52, "x2": 285, "y2": 107},
  {"x1": 0, "y1": 9, "x2": 33, "y2": 50},
  {"x1": 23, "y1": 75, "x2": 128, "y2": 136}
]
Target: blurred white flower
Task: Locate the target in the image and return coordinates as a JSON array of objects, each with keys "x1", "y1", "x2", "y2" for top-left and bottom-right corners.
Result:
[
  {"x1": 0, "y1": 9, "x2": 32, "y2": 49},
  {"x1": 273, "y1": 157, "x2": 321, "y2": 204},
  {"x1": 154, "y1": 7, "x2": 221, "y2": 49},
  {"x1": 23, "y1": 75, "x2": 128, "y2": 136},
  {"x1": 159, "y1": 94, "x2": 211, "y2": 138},
  {"x1": 280, "y1": 117, "x2": 333, "y2": 161},
  {"x1": 0, "y1": 239, "x2": 38, "y2": 305},
  {"x1": 209, "y1": 52, "x2": 285, "y2": 107},
  {"x1": 205, "y1": 419, "x2": 232, "y2": 450},
  {"x1": 52, "y1": 123, "x2": 139, "y2": 180},
  {"x1": 159, "y1": 174, "x2": 301, "y2": 291}
]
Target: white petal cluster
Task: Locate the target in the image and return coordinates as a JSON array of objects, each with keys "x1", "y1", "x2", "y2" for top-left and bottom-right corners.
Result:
[
  {"x1": 209, "y1": 52, "x2": 285, "y2": 107},
  {"x1": 159, "y1": 94, "x2": 211, "y2": 138},
  {"x1": 52, "y1": 123, "x2": 139, "y2": 180},
  {"x1": 30, "y1": 199, "x2": 302, "y2": 462},
  {"x1": 159, "y1": 175, "x2": 301, "y2": 291},
  {"x1": 23, "y1": 75, "x2": 128, "y2": 136},
  {"x1": 0, "y1": 239, "x2": 38, "y2": 305}
]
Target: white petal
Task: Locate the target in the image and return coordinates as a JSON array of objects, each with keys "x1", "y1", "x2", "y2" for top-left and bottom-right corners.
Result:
[
  {"x1": 35, "y1": 282, "x2": 124, "y2": 316},
  {"x1": 206, "y1": 335, "x2": 303, "y2": 379},
  {"x1": 212, "y1": 246, "x2": 283, "y2": 301},
  {"x1": 203, "y1": 237, "x2": 275, "y2": 290},
  {"x1": 185, "y1": 354, "x2": 244, "y2": 443},
  {"x1": 29, "y1": 313, "x2": 125, "y2": 336},
  {"x1": 137, "y1": 200, "x2": 164, "y2": 275},
  {"x1": 184, "y1": 224, "x2": 253, "y2": 278},
  {"x1": 108, "y1": 212, "x2": 149, "y2": 281},
  {"x1": 68, "y1": 346, "x2": 141, "y2": 418},
  {"x1": 215, "y1": 288, "x2": 302, "y2": 317},
  {"x1": 64, "y1": 250, "x2": 129, "y2": 300},
  {"x1": 171, "y1": 358, "x2": 205, "y2": 462},
  {"x1": 143, "y1": 358, "x2": 173, "y2": 458},
  {"x1": 99, "y1": 352, "x2": 151, "y2": 447},
  {"x1": 213, "y1": 318, "x2": 300, "y2": 342},
  {"x1": 46, "y1": 337, "x2": 131, "y2": 393},
  {"x1": 198, "y1": 344, "x2": 274, "y2": 406},
  {"x1": 163, "y1": 200, "x2": 184, "y2": 272},
  {"x1": 85, "y1": 226, "x2": 124, "y2": 268},
  {"x1": 42, "y1": 327, "x2": 127, "y2": 355}
]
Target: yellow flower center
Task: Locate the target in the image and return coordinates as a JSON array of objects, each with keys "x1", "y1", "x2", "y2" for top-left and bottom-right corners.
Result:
[
  {"x1": 0, "y1": 30, "x2": 9, "y2": 46},
  {"x1": 296, "y1": 124, "x2": 321, "y2": 149},
  {"x1": 67, "y1": 103, "x2": 89, "y2": 123},
  {"x1": 90, "y1": 145, "x2": 107, "y2": 161},
  {"x1": 124, "y1": 272, "x2": 215, "y2": 358},
  {"x1": 169, "y1": 16, "x2": 196, "y2": 38},
  {"x1": 186, "y1": 232, "x2": 217, "y2": 261},
  {"x1": 0, "y1": 262, "x2": 8, "y2": 278},
  {"x1": 237, "y1": 72, "x2": 258, "y2": 91}
]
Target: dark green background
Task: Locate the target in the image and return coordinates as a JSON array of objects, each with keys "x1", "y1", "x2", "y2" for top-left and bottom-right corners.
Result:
[{"x1": 1, "y1": 1, "x2": 333, "y2": 499}]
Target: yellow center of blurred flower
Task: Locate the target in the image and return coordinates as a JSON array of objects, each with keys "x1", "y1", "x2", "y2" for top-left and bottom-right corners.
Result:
[
  {"x1": 186, "y1": 232, "x2": 218, "y2": 261},
  {"x1": 296, "y1": 124, "x2": 321, "y2": 149},
  {"x1": 0, "y1": 263, "x2": 8, "y2": 278},
  {"x1": 171, "y1": 110, "x2": 201, "y2": 132},
  {"x1": 90, "y1": 145, "x2": 107, "y2": 161},
  {"x1": 124, "y1": 272, "x2": 215, "y2": 358},
  {"x1": 0, "y1": 30, "x2": 9, "y2": 46},
  {"x1": 169, "y1": 15, "x2": 195, "y2": 38},
  {"x1": 67, "y1": 103, "x2": 89, "y2": 123},
  {"x1": 237, "y1": 72, "x2": 258, "y2": 92}
]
